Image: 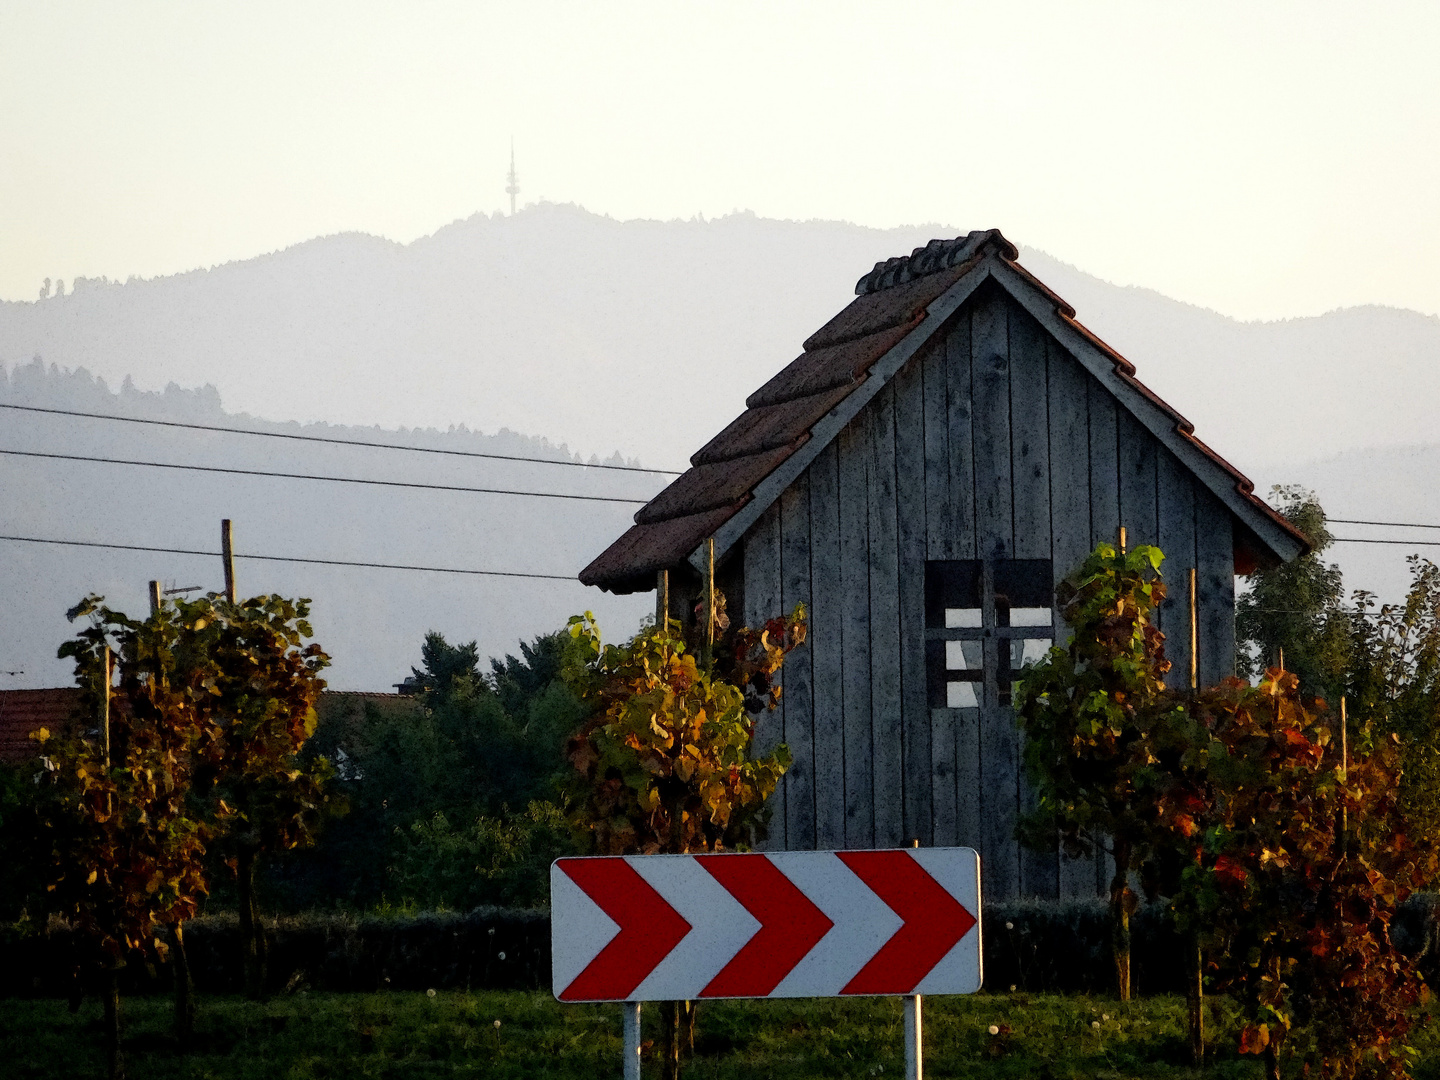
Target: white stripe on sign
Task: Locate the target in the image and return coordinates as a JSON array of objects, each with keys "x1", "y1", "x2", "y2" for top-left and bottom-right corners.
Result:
[
  {"x1": 770, "y1": 852, "x2": 902, "y2": 997},
  {"x1": 548, "y1": 863, "x2": 620, "y2": 993},
  {"x1": 551, "y1": 847, "x2": 981, "y2": 1002},
  {"x1": 629, "y1": 855, "x2": 760, "y2": 1001}
]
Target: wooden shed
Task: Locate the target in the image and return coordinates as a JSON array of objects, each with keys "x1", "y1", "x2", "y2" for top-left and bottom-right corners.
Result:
[{"x1": 580, "y1": 230, "x2": 1308, "y2": 900}]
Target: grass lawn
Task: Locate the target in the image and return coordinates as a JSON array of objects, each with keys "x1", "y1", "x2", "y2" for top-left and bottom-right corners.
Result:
[{"x1": 0, "y1": 990, "x2": 1290, "y2": 1080}]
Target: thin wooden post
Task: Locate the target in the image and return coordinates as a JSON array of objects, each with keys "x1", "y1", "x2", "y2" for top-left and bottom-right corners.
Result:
[
  {"x1": 1339, "y1": 697, "x2": 1349, "y2": 856},
  {"x1": 99, "y1": 645, "x2": 122, "y2": 1079},
  {"x1": 1117, "y1": 525, "x2": 1127, "y2": 554},
  {"x1": 704, "y1": 538, "x2": 716, "y2": 659},
  {"x1": 656, "y1": 569, "x2": 669, "y2": 632},
  {"x1": 101, "y1": 646, "x2": 112, "y2": 772},
  {"x1": 149, "y1": 580, "x2": 161, "y2": 618},
  {"x1": 221, "y1": 519, "x2": 237, "y2": 604},
  {"x1": 101, "y1": 645, "x2": 113, "y2": 822},
  {"x1": 1188, "y1": 568, "x2": 1198, "y2": 691}
]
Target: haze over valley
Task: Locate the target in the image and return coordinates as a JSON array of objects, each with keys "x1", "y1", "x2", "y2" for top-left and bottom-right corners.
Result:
[{"x1": 4, "y1": 206, "x2": 1437, "y2": 688}]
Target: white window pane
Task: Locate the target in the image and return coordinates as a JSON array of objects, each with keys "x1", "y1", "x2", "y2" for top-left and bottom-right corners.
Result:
[
  {"x1": 945, "y1": 607, "x2": 983, "y2": 628},
  {"x1": 946, "y1": 681, "x2": 979, "y2": 708},
  {"x1": 1022, "y1": 638, "x2": 1052, "y2": 664},
  {"x1": 945, "y1": 640, "x2": 983, "y2": 671},
  {"x1": 1010, "y1": 638, "x2": 1053, "y2": 667},
  {"x1": 1010, "y1": 607, "x2": 1053, "y2": 627}
]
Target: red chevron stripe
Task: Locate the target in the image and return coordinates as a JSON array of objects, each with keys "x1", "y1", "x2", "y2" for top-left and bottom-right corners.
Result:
[
  {"x1": 696, "y1": 854, "x2": 834, "y2": 998},
  {"x1": 837, "y1": 851, "x2": 976, "y2": 995},
  {"x1": 556, "y1": 858, "x2": 692, "y2": 1001}
]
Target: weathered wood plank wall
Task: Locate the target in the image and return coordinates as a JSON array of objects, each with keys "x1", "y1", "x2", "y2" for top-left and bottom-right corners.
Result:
[{"x1": 749, "y1": 285, "x2": 1239, "y2": 899}]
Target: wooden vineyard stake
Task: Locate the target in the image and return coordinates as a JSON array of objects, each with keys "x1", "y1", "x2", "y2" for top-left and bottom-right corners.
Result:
[
  {"x1": 1188, "y1": 568, "x2": 1198, "y2": 692},
  {"x1": 704, "y1": 537, "x2": 716, "y2": 662},
  {"x1": 656, "y1": 569, "x2": 669, "y2": 631},
  {"x1": 149, "y1": 580, "x2": 162, "y2": 618},
  {"x1": 1117, "y1": 525, "x2": 1127, "y2": 554},
  {"x1": 222, "y1": 519, "x2": 237, "y2": 603}
]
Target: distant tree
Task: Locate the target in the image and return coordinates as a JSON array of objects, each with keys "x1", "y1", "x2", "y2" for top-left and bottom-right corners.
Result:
[
  {"x1": 286, "y1": 630, "x2": 586, "y2": 911},
  {"x1": 490, "y1": 632, "x2": 567, "y2": 717},
  {"x1": 407, "y1": 631, "x2": 483, "y2": 698},
  {"x1": 38, "y1": 277, "x2": 50, "y2": 300},
  {"x1": 1344, "y1": 556, "x2": 1440, "y2": 857},
  {"x1": 1236, "y1": 486, "x2": 1349, "y2": 697}
]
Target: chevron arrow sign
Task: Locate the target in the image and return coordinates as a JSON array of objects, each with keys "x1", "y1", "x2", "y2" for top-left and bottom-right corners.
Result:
[{"x1": 551, "y1": 847, "x2": 981, "y2": 1002}]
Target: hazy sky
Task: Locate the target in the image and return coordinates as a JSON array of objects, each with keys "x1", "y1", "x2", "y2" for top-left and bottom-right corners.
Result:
[{"x1": 3, "y1": 2, "x2": 1438, "y2": 320}]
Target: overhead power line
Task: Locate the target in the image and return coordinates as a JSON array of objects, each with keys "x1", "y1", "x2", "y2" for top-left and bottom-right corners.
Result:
[
  {"x1": 0, "y1": 448, "x2": 651, "y2": 505},
  {"x1": 0, "y1": 534, "x2": 577, "y2": 581},
  {"x1": 0, "y1": 402, "x2": 684, "y2": 476},
  {"x1": 1330, "y1": 518, "x2": 1440, "y2": 530},
  {"x1": 1332, "y1": 537, "x2": 1440, "y2": 548}
]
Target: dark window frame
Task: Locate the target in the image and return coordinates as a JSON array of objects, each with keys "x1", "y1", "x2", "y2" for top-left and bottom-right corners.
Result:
[{"x1": 925, "y1": 558, "x2": 1055, "y2": 709}]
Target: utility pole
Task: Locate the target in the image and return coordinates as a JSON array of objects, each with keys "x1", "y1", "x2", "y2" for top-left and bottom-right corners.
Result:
[{"x1": 222, "y1": 519, "x2": 237, "y2": 603}]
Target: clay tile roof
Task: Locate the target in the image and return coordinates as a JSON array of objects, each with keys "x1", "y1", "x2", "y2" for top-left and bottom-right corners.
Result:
[
  {"x1": 580, "y1": 228, "x2": 1308, "y2": 594},
  {"x1": 579, "y1": 230, "x2": 1009, "y2": 594},
  {"x1": 0, "y1": 688, "x2": 81, "y2": 765}
]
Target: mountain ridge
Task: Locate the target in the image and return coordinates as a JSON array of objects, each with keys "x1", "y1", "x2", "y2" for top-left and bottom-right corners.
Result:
[{"x1": 4, "y1": 207, "x2": 1438, "y2": 688}]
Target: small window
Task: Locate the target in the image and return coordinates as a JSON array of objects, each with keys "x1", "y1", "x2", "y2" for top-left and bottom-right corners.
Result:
[{"x1": 926, "y1": 558, "x2": 1054, "y2": 709}]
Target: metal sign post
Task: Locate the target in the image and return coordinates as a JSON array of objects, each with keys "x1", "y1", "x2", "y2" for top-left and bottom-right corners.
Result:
[
  {"x1": 904, "y1": 993, "x2": 922, "y2": 1080},
  {"x1": 621, "y1": 1001, "x2": 641, "y2": 1080},
  {"x1": 551, "y1": 846, "x2": 981, "y2": 1075}
]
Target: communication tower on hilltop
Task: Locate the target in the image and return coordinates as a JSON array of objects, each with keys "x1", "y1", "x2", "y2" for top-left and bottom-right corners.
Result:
[{"x1": 506, "y1": 141, "x2": 520, "y2": 216}]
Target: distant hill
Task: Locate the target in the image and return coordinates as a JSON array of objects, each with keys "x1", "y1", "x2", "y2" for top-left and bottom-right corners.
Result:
[
  {"x1": 0, "y1": 359, "x2": 654, "y2": 690},
  {"x1": 3, "y1": 205, "x2": 1439, "y2": 687}
]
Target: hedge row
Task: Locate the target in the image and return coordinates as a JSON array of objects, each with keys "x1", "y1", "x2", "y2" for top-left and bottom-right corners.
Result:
[{"x1": 5, "y1": 895, "x2": 1437, "y2": 999}]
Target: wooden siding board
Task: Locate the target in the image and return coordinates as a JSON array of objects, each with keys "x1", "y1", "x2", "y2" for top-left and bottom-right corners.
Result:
[
  {"x1": 867, "y1": 385, "x2": 905, "y2": 850},
  {"x1": 1008, "y1": 305, "x2": 1052, "y2": 560},
  {"x1": 931, "y1": 708, "x2": 958, "y2": 846},
  {"x1": 1088, "y1": 380, "x2": 1120, "y2": 549},
  {"x1": 955, "y1": 708, "x2": 982, "y2": 852},
  {"x1": 1196, "y1": 484, "x2": 1237, "y2": 687},
  {"x1": 1047, "y1": 340, "x2": 1101, "y2": 898},
  {"x1": 946, "y1": 315, "x2": 978, "y2": 561},
  {"x1": 807, "y1": 442, "x2": 847, "y2": 850},
  {"x1": 744, "y1": 502, "x2": 784, "y2": 849},
  {"x1": 1008, "y1": 303, "x2": 1056, "y2": 898},
  {"x1": 972, "y1": 291, "x2": 1020, "y2": 899},
  {"x1": 837, "y1": 420, "x2": 875, "y2": 849},
  {"x1": 982, "y1": 708, "x2": 1021, "y2": 899},
  {"x1": 894, "y1": 356, "x2": 932, "y2": 846},
  {"x1": 780, "y1": 476, "x2": 816, "y2": 850},
  {"x1": 972, "y1": 291, "x2": 1013, "y2": 562},
  {"x1": 924, "y1": 340, "x2": 954, "y2": 561},
  {"x1": 1118, "y1": 408, "x2": 1159, "y2": 551},
  {"x1": 1157, "y1": 450, "x2": 1198, "y2": 690}
]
